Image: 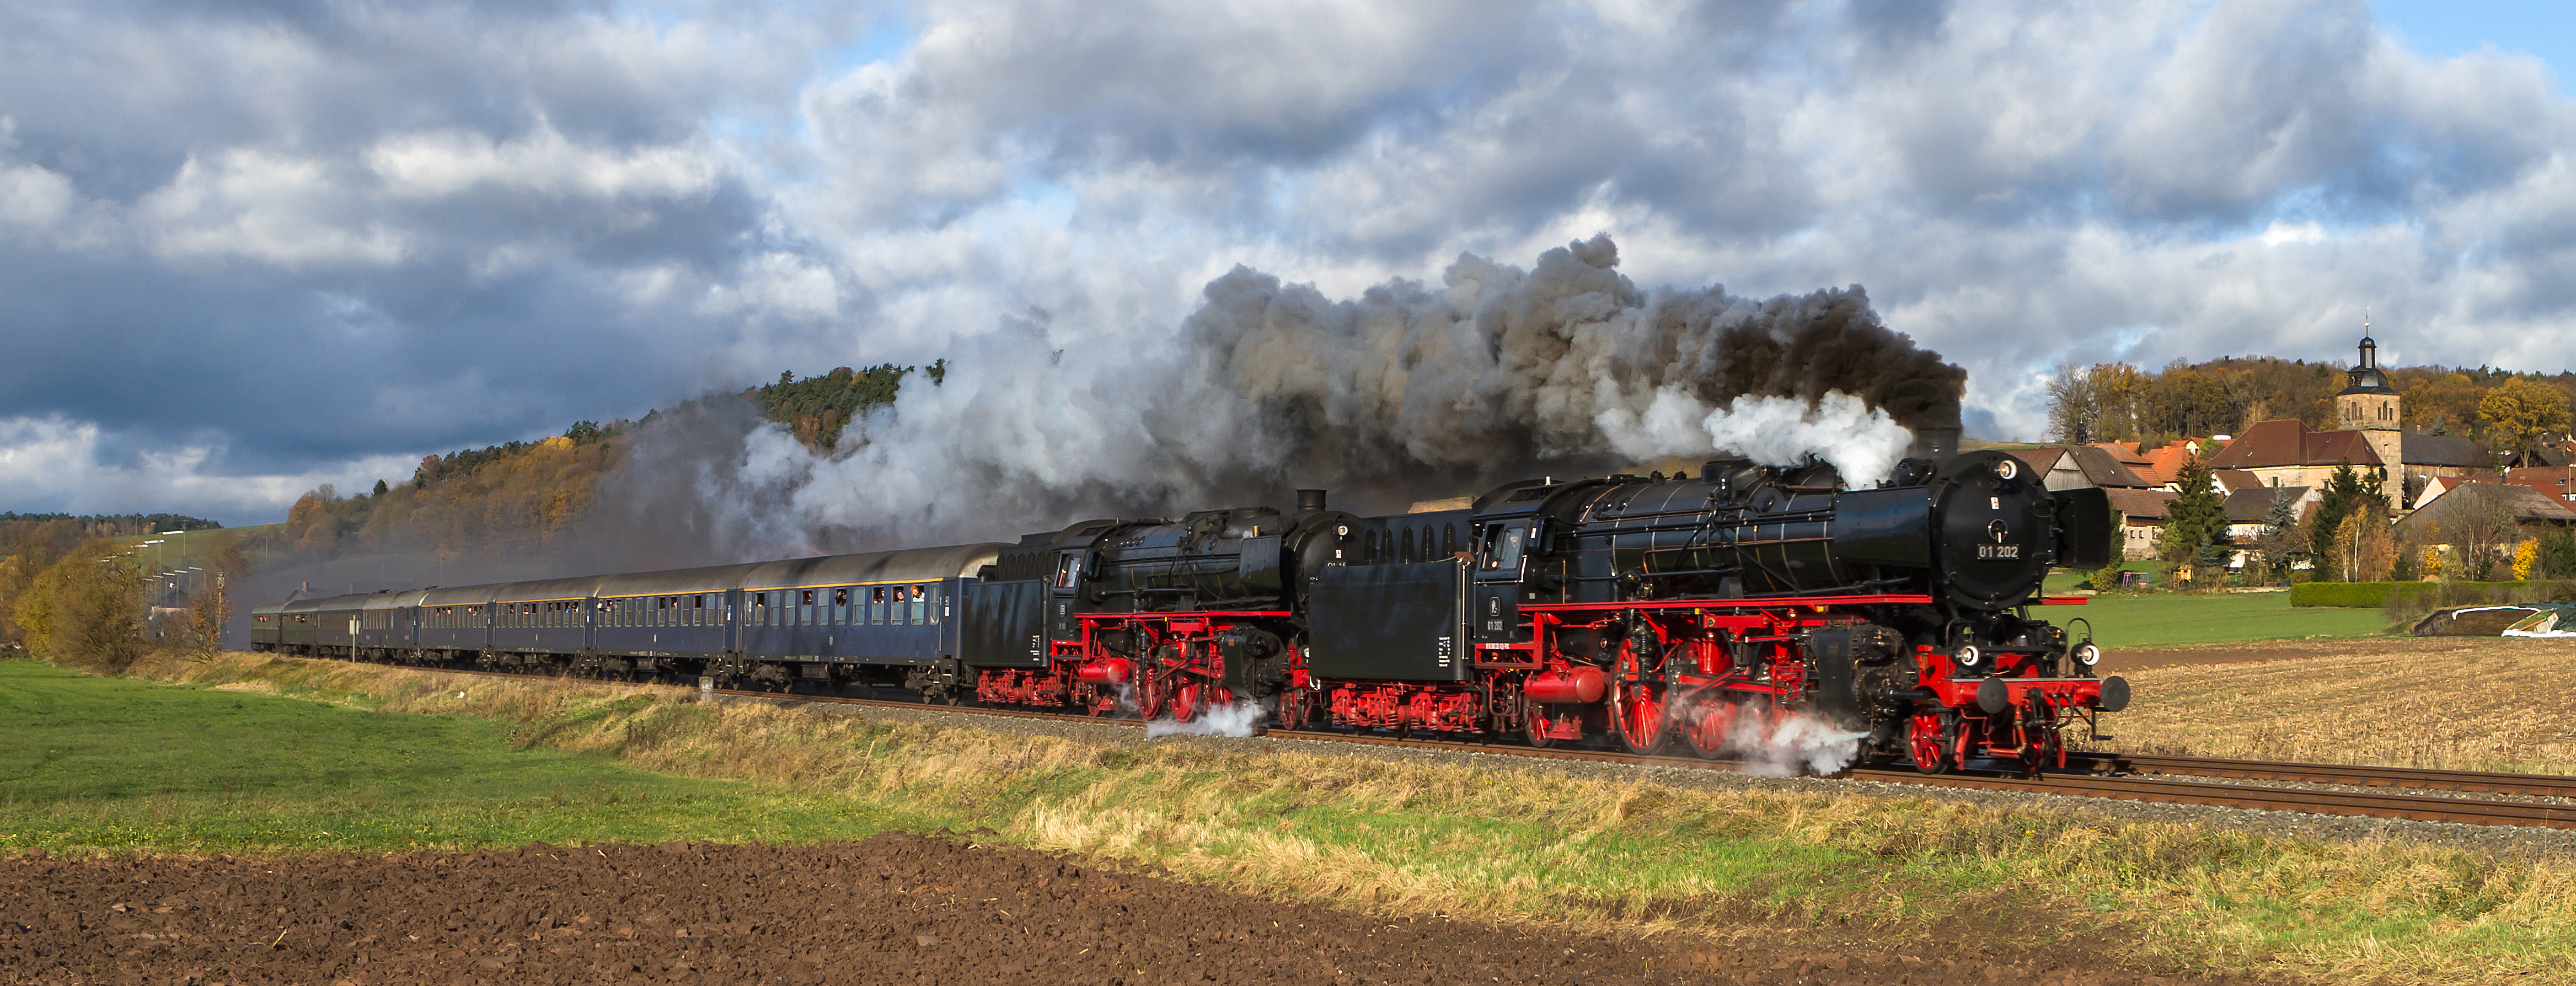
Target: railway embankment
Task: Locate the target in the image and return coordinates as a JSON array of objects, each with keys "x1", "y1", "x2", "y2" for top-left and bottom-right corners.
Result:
[{"x1": 9, "y1": 651, "x2": 2576, "y2": 984}]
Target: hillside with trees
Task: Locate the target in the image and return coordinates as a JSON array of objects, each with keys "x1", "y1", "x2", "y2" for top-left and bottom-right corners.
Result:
[
  {"x1": 2045, "y1": 356, "x2": 2576, "y2": 450},
  {"x1": 278, "y1": 365, "x2": 933, "y2": 570}
]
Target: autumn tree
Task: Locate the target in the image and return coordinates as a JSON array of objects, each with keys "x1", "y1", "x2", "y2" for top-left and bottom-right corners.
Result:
[
  {"x1": 2045, "y1": 361, "x2": 2099, "y2": 443},
  {"x1": 2331, "y1": 511, "x2": 2393, "y2": 582},
  {"x1": 2306, "y1": 464, "x2": 2375, "y2": 570},
  {"x1": 2479, "y1": 377, "x2": 2574, "y2": 464},
  {"x1": 2442, "y1": 484, "x2": 2524, "y2": 582},
  {"x1": 14, "y1": 540, "x2": 152, "y2": 672},
  {"x1": 2403, "y1": 372, "x2": 2486, "y2": 436}
]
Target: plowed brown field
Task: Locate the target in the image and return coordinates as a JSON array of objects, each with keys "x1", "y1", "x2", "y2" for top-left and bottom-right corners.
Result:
[{"x1": 0, "y1": 833, "x2": 2241, "y2": 986}]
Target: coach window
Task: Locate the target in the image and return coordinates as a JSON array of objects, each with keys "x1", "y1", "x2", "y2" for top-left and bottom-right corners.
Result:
[
  {"x1": 750, "y1": 592, "x2": 765, "y2": 626},
  {"x1": 796, "y1": 589, "x2": 812, "y2": 626},
  {"x1": 871, "y1": 586, "x2": 887, "y2": 625},
  {"x1": 831, "y1": 587, "x2": 849, "y2": 624},
  {"x1": 905, "y1": 585, "x2": 923, "y2": 624}
]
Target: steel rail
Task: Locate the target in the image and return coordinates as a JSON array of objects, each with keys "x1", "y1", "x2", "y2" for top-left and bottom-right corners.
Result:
[
  {"x1": 382, "y1": 661, "x2": 2576, "y2": 830},
  {"x1": 2066, "y1": 752, "x2": 2576, "y2": 800}
]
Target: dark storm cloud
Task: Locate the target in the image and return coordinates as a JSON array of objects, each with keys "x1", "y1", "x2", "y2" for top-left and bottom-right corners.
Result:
[{"x1": 7, "y1": 0, "x2": 2576, "y2": 523}]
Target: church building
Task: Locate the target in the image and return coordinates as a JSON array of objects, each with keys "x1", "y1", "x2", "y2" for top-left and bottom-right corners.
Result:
[{"x1": 2205, "y1": 329, "x2": 2479, "y2": 512}]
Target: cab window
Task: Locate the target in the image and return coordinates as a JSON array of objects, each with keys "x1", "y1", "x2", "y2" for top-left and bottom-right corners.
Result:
[{"x1": 1480, "y1": 524, "x2": 1525, "y2": 574}]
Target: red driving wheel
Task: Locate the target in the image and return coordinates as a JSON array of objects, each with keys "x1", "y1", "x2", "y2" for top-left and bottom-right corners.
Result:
[
  {"x1": 1608, "y1": 646, "x2": 1665, "y2": 755},
  {"x1": 1686, "y1": 695, "x2": 1736, "y2": 759},
  {"x1": 1908, "y1": 712, "x2": 1954, "y2": 775}
]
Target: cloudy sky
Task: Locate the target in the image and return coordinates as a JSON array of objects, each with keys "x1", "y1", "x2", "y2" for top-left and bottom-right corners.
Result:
[{"x1": 2, "y1": 0, "x2": 2571, "y2": 525}]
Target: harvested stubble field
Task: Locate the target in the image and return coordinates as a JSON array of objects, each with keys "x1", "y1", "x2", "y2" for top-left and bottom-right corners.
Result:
[
  {"x1": 6, "y1": 653, "x2": 2573, "y2": 985},
  {"x1": 2103, "y1": 636, "x2": 2576, "y2": 774}
]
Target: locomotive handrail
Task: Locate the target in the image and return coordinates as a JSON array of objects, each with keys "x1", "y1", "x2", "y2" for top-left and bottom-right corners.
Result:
[{"x1": 1524, "y1": 593, "x2": 1935, "y2": 612}]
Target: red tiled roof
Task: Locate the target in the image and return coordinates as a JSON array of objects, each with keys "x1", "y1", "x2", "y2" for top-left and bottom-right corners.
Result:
[
  {"x1": 2205, "y1": 419, "x2": 2385, "y2": 469},
  {"x1": 2007, "y1": 448, "x2": 2066, "y2": 472},
  {"x1": 2137, "y1": 441, "x2": 2200, "y2": 485},
  {"x1": 2212, "y1": 469, "x2": 2264, "y2": 494},
  {"x1": 2505, "y1": 466, "x2": 2576, "y2": 505},
  {"x1": 2102, "y1": 487, "x2": 2179, "y2": 522}
]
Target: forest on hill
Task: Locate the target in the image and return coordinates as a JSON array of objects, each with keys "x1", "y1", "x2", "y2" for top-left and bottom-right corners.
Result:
[
  {"x1": 277, "y1": 363, "x2": 925, "y2": 570},
  {"x1": 2045, "y1": 355, "x2": 2576, "y2": 451}
]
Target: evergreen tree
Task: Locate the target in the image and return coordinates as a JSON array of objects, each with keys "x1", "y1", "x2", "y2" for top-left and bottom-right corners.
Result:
[
  {"x1": 2308, "y1": 463, "x2": 2370, "y2": 564},
  {"x1": 2160, "y1": 457, "x2": 2226, "y2": 564},
  {"x1": 2257, "y1": 485, "x2": 2301, "y2": 575}
]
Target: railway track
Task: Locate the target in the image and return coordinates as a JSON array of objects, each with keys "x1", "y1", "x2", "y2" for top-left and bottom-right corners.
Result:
[{"x1": 425, "y1": 663, "x2": 2576, "y2": 830}]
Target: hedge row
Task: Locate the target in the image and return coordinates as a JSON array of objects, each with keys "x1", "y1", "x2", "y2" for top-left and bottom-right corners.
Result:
[{"x1": 2288, "y1": 581, "x2": 2563, "y2": 608}]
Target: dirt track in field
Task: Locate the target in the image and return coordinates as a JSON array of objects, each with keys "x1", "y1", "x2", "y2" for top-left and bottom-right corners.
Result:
[{"x1": 0, "y1": 834, "x2": 2247, "y2": 986}]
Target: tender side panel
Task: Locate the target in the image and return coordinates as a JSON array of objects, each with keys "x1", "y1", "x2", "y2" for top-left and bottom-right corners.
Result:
[
  {"x1": 961, "y1": 578, "x2": 1046, "y2": 667},
  {"x1": 1306, "y1": 560, "x2": 1469, "y2": 682}
]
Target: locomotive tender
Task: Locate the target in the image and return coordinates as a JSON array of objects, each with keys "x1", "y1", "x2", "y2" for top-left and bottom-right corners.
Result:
[{"x1": 254, "y1": 425, "x2": 2127, "y2": 773}]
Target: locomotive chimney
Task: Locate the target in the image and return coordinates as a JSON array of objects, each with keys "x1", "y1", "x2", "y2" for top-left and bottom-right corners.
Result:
[
  {"x1": 1908, "y1": 394, "x2": 1963, "y2": 461},
  {"x1": 1296, "y1": 489, "x2": 1327, "y2": 512}
]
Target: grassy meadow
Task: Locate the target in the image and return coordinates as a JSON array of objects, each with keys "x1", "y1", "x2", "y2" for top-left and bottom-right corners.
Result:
[
  {"x1": 0, "y1": 660, "x2": 910, "y2": 852},
  {"x1": 4, "y1": 652, "x2": 2569, "y2": 984},
  {"x1": 2054, "y1": 590, "x2": 2392, "y2": 648}
]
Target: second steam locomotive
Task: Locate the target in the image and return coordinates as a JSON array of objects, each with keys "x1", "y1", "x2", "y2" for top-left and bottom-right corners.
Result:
[{"x1": 257, "y1": 422, "x2": 2128, "y2": 774}]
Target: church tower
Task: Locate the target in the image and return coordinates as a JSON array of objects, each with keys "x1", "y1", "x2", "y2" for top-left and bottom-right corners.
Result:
[
  {"x1": 2335, "y1": 318, "x2": 2404, "y2": 508},
  {"x1": 2335, "y1": 323, "x2": 2399, "y2": 431}
]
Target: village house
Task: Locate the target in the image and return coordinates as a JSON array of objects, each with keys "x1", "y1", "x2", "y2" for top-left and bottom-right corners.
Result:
[
  {"x1": 2393, "y1": 479, "x2": 2576, "y2": 551},
  {"x1": 2007, "y1": 445, "x2": 2160, "y2": 493},
  {"x1": 2103, "y1": 487, "x2": 2182, "y2": 560},
  {"x1": 2221, "y1": 484, "x2": 2318, "y2": 570},
  {"x1": 2504, "y1": 464, "x2": 2576, "y2": 506}
]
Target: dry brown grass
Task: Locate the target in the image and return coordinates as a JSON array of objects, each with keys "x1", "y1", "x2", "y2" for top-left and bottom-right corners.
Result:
[
  {"x1": 103, "y1": 652, "x2": 2576, "y2": 984},
  {"x1": 2108, "y1": 637, "x2": 2576, "y2": 773}
]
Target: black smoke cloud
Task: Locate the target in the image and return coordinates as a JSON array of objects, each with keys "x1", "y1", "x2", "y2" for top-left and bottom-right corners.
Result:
[{"x1": 591, "y1": 235, "x2": 1964, "y2": 562}]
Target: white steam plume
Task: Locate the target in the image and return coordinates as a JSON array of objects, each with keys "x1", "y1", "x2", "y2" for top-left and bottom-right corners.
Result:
[
  {"x1": 1143, "y1": 700, "x2": 1268, "y2": 739},
  {"x1": 602, "y1": 235, "x2": 1965, "y2": 558},
  {"x1": 1593, "y1": 389, "x2": 1913, "y2": 484},
  {"x1": 1730, "y1": 710, "x2": 1873, "y2": 778}
]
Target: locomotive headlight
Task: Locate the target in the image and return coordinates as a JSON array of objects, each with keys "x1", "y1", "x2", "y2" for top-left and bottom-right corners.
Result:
[
  {"x1": 1993, "y1": 459, "x2": 2018, "y2": 480},
  {"x1": 1955, "y1": 645, "x2": 1982, "y2": 668},
  {"x1": 2075, "y1": 643, "x2": 2101, "y2": 667}
]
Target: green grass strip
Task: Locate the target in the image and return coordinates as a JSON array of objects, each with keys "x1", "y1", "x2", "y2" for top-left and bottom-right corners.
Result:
[{"x1": 0, "y1": 661, "x2": 912, "y2": 852}]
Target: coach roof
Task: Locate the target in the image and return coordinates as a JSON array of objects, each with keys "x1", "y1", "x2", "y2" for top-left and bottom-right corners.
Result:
[
  {"x1": 737, "y1": 543, "x2": 1009, "y2": 591},
  {"x1": 591, "y1": 562, "x2": 765, "y2": 598},
  {"x1": 490, "y1": 575, "x2": 613, "y2": 603}
]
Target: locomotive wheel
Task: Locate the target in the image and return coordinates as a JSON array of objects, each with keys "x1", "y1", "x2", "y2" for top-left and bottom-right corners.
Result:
[
  {"x1": 1685, "y1": 696, "x2": 1737, "y2": 759},
  {"x1": 1277, "y1": 688, "x2": 1309, "y2": 730},
  {"x1": 1134, "y1": 673, "x2": 1166, "y2": 720},
  {"x1": 1608, "y1": 649, "x2": 1667, "y2": 755},
  {"x1": 1907, "y1": 713, "x2": 1955, "y2": 775},
  {"x1": 1171, "y1": 681, "x2": 1201, "y2": 723},
  {"x1": 2021, "y1": 725, "x2": 2064, "y2": 775},
  {"x1": 1523, "y1": 698, "x2": 1556, "y2": 748}
]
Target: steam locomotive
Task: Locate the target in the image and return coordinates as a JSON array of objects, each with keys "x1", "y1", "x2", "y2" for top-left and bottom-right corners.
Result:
[{"x1": 254, "y1": 421, "x2": 2128, "y2": 774}]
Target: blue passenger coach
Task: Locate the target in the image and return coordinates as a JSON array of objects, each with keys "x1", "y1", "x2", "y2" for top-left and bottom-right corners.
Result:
[{"x1": 253, "y1": 542, "x2": 1012, "y2": 701}]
